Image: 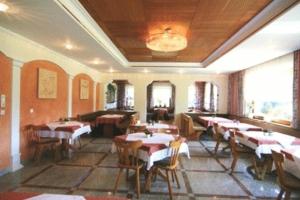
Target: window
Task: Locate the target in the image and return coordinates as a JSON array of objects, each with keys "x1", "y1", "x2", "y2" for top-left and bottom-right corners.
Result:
[
  {"x1": 244, "y1": 56, "x2": 293, "y2": 122},
  {"x1": 125, "y1": 84, "x2": 134, "y2": 107},
  {"x1": 152, "y1": 82, "x2": 172, "y2": 107},
  {"x1": 188, "y1": 84, "x2": 196, "y2": 108}
]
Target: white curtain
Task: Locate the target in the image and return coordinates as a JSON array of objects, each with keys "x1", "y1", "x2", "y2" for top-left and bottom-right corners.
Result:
[
  {"x1": 152, "y1": 82, "x2": 172, "y2": 107},
  {"x1": 244, "y1": 56, "x2": 293, "y2": 121}
]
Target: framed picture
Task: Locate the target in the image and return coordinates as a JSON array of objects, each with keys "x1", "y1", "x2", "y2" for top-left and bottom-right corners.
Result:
[
  {"x1": 38, "y1": 68, "x2": 57, "y2": 99},
  {"x1": 80, "y1": 79, "x2": 89, "y2": 99}
]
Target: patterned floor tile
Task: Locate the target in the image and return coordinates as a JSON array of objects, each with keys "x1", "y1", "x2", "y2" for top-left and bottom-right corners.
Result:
[
  {"x1": 14, "y1": 186, "x2": 68, "y2": 194},
  {"x1": 188, "y1": 147, "x2": 211, "y2": 157},
  {"x1": 80, "y1": 143, "x2": 112, "y2": 153},
  {"x1": 25, "y1": 165, "x2": 91, "y2": 188},
  {"x1": 180, "y1": 157, "x2": 225, "y2": 171},
  {"x1": 186, "y1": 171, "x2": 248, "y2": 196},
  {"x1": 58, "y1": 153, "x2": 106, "y2": 166},
  {"x1": 79, "y1": 167, "x2": 131, "y2": 191},
  {"x1": 234, "y1": 173, "x2": 281, "y2": 198}
]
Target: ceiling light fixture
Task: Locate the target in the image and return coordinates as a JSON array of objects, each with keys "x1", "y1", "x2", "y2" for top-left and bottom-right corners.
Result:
[
  {"x1": 0, "y1": 2, "x2": 9, "y2": 12},
  {"x1": 146, "y1": 28, "x2": 187, "y2": 52},
  {"x1": 91, "y1": 58, "x2": 105, "y2": 65},
  {"x1": 65, "y1": 43, "x2": 73, "y2": 50}
]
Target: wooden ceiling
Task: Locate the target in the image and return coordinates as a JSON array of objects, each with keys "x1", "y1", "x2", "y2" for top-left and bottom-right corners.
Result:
[{"x1": 79, "y1": 0, "x2": 272, "y2": 62}]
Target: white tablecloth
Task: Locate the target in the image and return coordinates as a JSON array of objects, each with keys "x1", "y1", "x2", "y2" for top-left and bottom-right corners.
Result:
[
  {"x1": 112, "y1": 132, "x2": 190, "y2": 170},
  {"x1": 282, "y1": 148, "x2": 300, "y2": 179},
  {"x1": 218, "y1": 122, "x2": 262, "y2": 140},
  {"x1": 38, "y1": 121, "x2": 91, "y2": 144},
  {"x1": 236, "y1": 131, "x2": 299, "y2": 158}
]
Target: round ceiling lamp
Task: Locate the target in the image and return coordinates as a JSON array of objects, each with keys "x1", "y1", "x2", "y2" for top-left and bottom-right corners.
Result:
[{"x1": 146, "y1": 28, "x2": 187, "y2": 52}]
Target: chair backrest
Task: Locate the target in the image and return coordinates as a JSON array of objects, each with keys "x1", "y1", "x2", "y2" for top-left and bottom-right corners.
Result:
[
  {"x1": 212, "y1": 123, "x2": 222, "y2": 140},
  {"x1": 271, "y1": 150, "x2": 286, "y2": 186},
  {"x1": 181, "y1": 114, "x2": 193, "y2": 136},
  {"x1": 167, "y1": 138, "x2": 182, "y2": 168},
  {"x1": 25, "y1": 124, "x2": 42, "y2": 143},
  {"x1": 114, "y1": 139, "x2": 143, "y2": 167}
]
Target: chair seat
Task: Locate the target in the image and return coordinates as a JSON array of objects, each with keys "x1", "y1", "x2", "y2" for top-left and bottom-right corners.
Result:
[
  {"x1": 236, "y1": 144, "x2": 254, "y2": 154},
  {"x1": 38, "y1": 137, "x2": 60, "y2": 144},
  {"x1": 154, "y1": 157, "x2": 178, "y2": 169},
  {"x1": 283, "y1": 172, "x2": 300, "y2": 190}
]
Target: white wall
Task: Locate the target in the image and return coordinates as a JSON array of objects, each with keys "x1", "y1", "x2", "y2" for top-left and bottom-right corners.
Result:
[
  {"x1": 100, "y1": 73, "x2": 229, "y2": 124},
  {"x1": 0, "y1": 27, "x2": 102, "y2": 82}
]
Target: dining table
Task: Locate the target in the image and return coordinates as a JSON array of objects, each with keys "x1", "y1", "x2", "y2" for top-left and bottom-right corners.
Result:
[
  {"x1": 218, "y1": 122, "x2": 263, "y2": 140},
  {"x1": 131, "y1": 123, "x2": 179, "y2": 134},
  {"x1": 0, "y1": 192, "x2": 127, "y2": 200},
  {"x1": 235, "y1": 130, "x2": 300, "y2": 179},
  {"x1": 112, "y1": 132, "x2": 190, "y2": 170},
  {"x1": 198, "y1": 116, "x2": 233, "y2": 128},
  {"x1": 96, "y1": 114, "x2": 125, "y2": 137},
  {"x1": 281, "y1": 147, "x2": 300, "y2": 179},
  {"x1": 38, "y1": 121, "x2": 91, "y2": 153},
  {"x1": 96, "y1": 114, "x2": 125, "y2": 125}
]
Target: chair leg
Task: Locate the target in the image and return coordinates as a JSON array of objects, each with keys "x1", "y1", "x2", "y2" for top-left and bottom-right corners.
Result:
[
  {"x1": 136, "y1": 168, "x2": 140, "y2": 199},
  {"x1": 173, "y1": 170, "x2": 180, "y2": 188},
  {"x1": 231, "y1": 156, "x2": 238, "y2": 173},
  {"x1": 78, "y1": 137, "x2": 82, "y2": 149},
  {"x1": 34, "y1": 145, "x2": 42, "y2": 163},
  {"x1": 113, "y1": 168, "x2": 123, "y2": 195},
  {"x1": 277, "y1": 189, "x2": 284, "y2": 200},
  {"x1": 284, "y1": 191, "x2": 291, "y2": 200},
  {"x1": 214, "y1": 139, "x2": 220, "y2": 154},
  {"x1": 126, "y1": 169, "x2": 129, "y2": 181},
  {"x1": 166, "y1": 169, "x2": 173, "y2": 200},
  {"x1": 171, "y1": 170, "x2": 175, "y2": 182}
]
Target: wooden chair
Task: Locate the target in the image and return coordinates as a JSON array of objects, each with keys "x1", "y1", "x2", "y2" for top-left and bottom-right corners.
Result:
[
  {"x1": 26, "y1": 125, "x2": 60, "y2": 163},
  {"x1": 229, "y1": 131, "x2": 257, "y2": 173},
  {"x1": 271, "y1": 150, "x2": 300, "y2": 200},
  {"x1": 212, "y1": 123, "x2": 225, "y2": 154},
  {"x1": 113, "y1": 139, "x2": 144, "y2": 198},
  {"x1": 147, "y1": 138, "x2": 182, "y2": 200}
]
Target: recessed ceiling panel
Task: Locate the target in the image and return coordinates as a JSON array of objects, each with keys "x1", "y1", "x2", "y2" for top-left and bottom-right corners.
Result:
[{"x1": 79, "y1": 0, "x2": 272, "y2": 62}]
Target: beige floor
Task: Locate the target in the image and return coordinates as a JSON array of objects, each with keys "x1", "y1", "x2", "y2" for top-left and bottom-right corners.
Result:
[{"x1": 1, "y1": 135, "x2": 300, "y2": 200}]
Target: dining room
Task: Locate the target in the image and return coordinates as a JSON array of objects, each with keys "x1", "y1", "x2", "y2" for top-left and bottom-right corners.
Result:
[{"x1": 1, "y1": 0, "x2": 300, "y2": 200}]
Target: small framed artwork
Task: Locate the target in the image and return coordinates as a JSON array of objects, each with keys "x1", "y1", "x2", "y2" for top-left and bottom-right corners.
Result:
[
  {"x1": 38, "y1": 68, "x2": 57, "y2": 99},
  {"x1": 80, "y1": 79, "x2": 89, "y2": 99}
]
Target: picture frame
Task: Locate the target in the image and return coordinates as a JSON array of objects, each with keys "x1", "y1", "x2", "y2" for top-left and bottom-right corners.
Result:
[
  {"x1": 38, "y1": 68, "x2": 57, "y2": 99},
  {"x1": 80, "y1": 79, "x2": 89, "y2": 99}
]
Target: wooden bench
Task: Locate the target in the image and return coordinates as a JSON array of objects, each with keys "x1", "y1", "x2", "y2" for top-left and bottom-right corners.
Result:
[{"x1": 181, "y1": 113, "x2": 206, "y2": 140}]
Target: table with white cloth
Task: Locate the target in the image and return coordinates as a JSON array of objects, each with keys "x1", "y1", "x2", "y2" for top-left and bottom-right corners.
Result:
[
  {"x1": 218, "y1": 122, "x2": 263, "y2": 140},
  {"x1": 112, "y1": 132, "x2": 190, "y2": 170},
  {"x1": 198, "y1": 116, "x2": 233, "y2": 128},
  {"x1": 235, "y1": 130, "x2": 300, "y2": 179},
  {"x1": 38, "y1": 121, "x2": 91, "y2": 152},
  {"x1": 281, "y1": 147, "x2": 300, "y2": 179},
  {"x1": 132, "y1": 123, "x2": 179, "y2": 134}
]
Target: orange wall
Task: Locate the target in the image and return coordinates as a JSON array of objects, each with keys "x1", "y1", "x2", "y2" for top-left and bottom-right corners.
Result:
[
  {"x1": 72, "y1": 74, "x2": 94, "y2": 117},
  {"x1": 0, "y1": 52, "x2": 12, "y2": 170},
  {"x1": 20, "y1": 60, "x2": 68, "y2": 160},
  {"x1": 96, "y1": 83, "x2": 100, "y2": 110}
]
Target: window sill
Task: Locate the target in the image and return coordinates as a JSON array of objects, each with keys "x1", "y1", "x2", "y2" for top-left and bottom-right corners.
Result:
[{"x1": 243, "y1": 117, "x2": 292, "y2": 128}]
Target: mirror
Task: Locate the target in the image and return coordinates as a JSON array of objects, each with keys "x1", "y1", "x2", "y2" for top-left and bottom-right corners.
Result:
[
  {"x1": 188, "y1": 81, "x2": 218, "y2": 112},
  {"x1": 105, "y1": 80, "x2": 134, "y2": 110}
]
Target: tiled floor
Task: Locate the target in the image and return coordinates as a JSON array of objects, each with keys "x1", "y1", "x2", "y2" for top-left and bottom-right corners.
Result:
[{"x1": 1, "y1": 135, "x2": 300, "y2": 200}]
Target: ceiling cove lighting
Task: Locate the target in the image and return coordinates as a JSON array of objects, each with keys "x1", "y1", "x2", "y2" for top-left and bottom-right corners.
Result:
[
  {"x1": 146, "y1": 28, "x2": 187, "y2": 52},
  {"x1": 0, "y1": 2, "x2": 9, "y2": 12}
]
